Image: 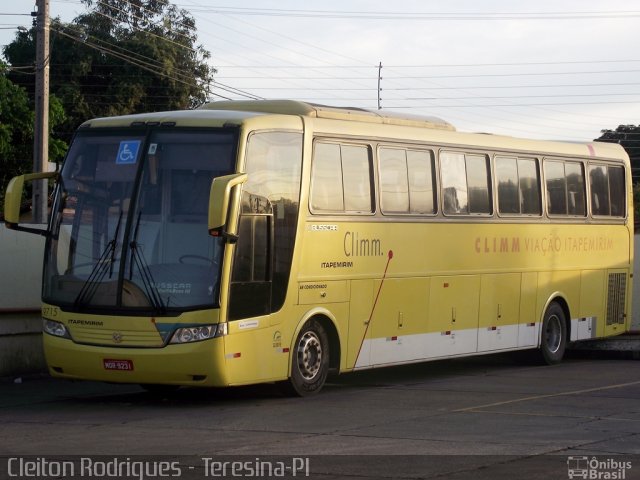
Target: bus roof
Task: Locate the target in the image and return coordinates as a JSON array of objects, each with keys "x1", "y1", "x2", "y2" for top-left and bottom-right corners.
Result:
[
  {"x1": 78, "y1": 100, "x2": 627, "y2": 163},
  {"x1": 199, "y1": 100, "x2": 456, "y2": 132},
  {"x1": 197, "y1": 101, "x2": 626, "y2": 161}
]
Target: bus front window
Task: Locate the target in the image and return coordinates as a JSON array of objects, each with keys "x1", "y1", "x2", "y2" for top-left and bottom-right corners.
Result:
[{"x1": 44, "y1": 128, "x2": 237, "y2": 313}]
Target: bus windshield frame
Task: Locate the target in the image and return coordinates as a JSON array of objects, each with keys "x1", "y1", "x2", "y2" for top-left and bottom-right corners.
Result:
[{"x1": 43, "y1": 126, "x2": 239, "y2": 315}]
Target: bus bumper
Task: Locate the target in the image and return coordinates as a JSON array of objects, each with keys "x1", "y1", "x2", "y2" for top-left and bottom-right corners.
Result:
[{"x1": 43, "y1": 334, "x2": 230, "y2": 387}]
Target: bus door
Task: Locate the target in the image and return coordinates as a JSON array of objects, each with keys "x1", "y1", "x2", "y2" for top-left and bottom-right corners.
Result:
[
  {"x1": 223, "y1": 131, "x2": 303, "y2": 384},
  {"x1": 228, "y1": 195, "x2": 273, "y2": 321}
]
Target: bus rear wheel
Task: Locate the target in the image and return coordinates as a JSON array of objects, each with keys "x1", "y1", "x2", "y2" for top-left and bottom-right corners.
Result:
[
  {"x1": 539, "y1": 302, "x2": 567, "y2": 365},
  {"x1": 283, "y1": 319, "x2": 330, "y2": 397}
]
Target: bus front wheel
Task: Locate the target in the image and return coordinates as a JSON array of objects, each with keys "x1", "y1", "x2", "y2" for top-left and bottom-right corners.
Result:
[
  {"x1": 539, "y1": 302, "x2": 567, "y2": 365},
  {"x1": 283, "y1": 319, "x2": 330, "y2": 397}
]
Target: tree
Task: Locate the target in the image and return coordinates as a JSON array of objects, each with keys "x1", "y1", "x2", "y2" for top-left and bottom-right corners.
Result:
[
  {"x1": 0, "y1": 62, "x2": 66, "y2": 213},
  {"x1": 596, "y1": 125, "x2": 640, "y2": 219},
  {"x1": 596, "y1": 125, "x2": 640, "y2": 182},
  {"x1": 0, "y1": 63, "x2": 33, "y2": 207},
  {"x1": 3, "y1": 0, "x2": 214, "y2": 144}
]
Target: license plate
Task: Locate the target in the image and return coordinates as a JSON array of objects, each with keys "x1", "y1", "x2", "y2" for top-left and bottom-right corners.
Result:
[{"x1": 103, "y1": 359, "x2": 134, "y2": 371}]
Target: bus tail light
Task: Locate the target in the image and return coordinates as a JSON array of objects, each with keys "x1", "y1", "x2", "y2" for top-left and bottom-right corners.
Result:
[{"x1": 170, "y1": 323, "x2": 227, "y2": 344}]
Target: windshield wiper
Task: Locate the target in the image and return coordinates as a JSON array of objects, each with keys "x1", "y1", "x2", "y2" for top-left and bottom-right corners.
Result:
[
  {"x1": 129, "y1": 211, "x2": 166, "y2": 313},
  {"x1": 73, "y1": 210, "x2": 123, "y2": 308}
]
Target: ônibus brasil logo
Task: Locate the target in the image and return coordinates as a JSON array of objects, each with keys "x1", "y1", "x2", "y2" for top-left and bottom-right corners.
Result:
[{"x1": 567, "y1": 456, "x2": 632, "y2": 479}]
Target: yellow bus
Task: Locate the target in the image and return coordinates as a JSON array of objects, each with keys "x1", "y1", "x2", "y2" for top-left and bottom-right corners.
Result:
[{"x1": 4, "y1": 100, "x2": 633, "y2": 396}]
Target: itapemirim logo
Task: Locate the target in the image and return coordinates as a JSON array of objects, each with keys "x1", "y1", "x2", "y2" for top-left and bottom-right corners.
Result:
[{"x1": 567, "y1": 456, "x2": 632, "y2": 479}]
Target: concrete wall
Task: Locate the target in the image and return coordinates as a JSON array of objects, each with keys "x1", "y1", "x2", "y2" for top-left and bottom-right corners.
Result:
[
  {"x1": 633, "y1": 233, "x2": 640, "y2": 332},
  {"x1": 0, "y1": 225, "x2": 46, "y2": 376}
]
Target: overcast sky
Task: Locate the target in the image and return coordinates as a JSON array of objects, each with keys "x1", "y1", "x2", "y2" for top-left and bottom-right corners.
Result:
[{"x1": 1, "y1": 0, "x2": 639, "y2": 142}]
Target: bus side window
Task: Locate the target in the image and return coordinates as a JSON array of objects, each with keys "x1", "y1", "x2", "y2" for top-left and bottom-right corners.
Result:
[
  {"x1": 379, "y1": 147, "x2": 436, "y2": 215},
  {"x1": 311, "y1": 141, "x2": 373, "y2": 214},
  {"x1": 544, "y1": 161, "x2": 567, "y2": 215},
  {"x1": 589, "y1": 165, "x2": 610, "y2": 216},
  {"x1": 518, "y1": 158, "x2": 541, "y2": 215},
  {"x1": 566, "y1": 162, "x2": 586, "y2": 216},
  {"x1": 407, "y1": 150, "x2": 436, "y2": 214},
  {"x1": 496, "y1": 156, "x2": 520, "y2": 214},
  {"x1": 545, "y1": 160, "x2": 586, "y2": 217},
  {"x1": 608, "y1": 166, "x2": 625, "y2": 217},
  {"x1": 440, "y1": 151, "x2": 491, "y2": 215},
  {"x1": 379, "y1": 147, "x2": 409, "y2": 213},
  {"x1": 229, "y1": 131, "x2": 303, "y2": 320},
  {"x1": 497, "y1": 156, "x2": 542, "y2": 216},
  {"x1": 342, "y1": 145, "x2": 373, "y2": 213},
  {"x1": 232, "y1": 214, "x2": 270, "y2": 283},
  {"x1": 440, "y1": 152, "x2": 468, "y2": 214},
  {"x1": 311, "y1": 143, "x2": 344, "y2": 212},
  {"x1": 590, "y1": 164, "x2": 626, "y2": 218},
  {"x1": 466, "y1": 154, "x2": 492, "y2": 214}
]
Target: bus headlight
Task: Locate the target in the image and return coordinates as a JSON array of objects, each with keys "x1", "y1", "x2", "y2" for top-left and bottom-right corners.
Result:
[
  {"x1": 43, "y1": 319, "x2": 71, "y2": 338},
  {"x1": 170, "y1": 323, "x2": 227, "y2": 344}
]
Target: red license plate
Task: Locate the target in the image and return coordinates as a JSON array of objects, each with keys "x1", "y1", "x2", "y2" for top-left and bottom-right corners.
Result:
[{"x1": 103, "y1": 359, "x2": 134, "y2": 371}]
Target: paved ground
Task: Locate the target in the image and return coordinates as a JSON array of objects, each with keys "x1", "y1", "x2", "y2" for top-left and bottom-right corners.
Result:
[{"x1": 1, "y1": 352, "x2": 640, "y2": 479}]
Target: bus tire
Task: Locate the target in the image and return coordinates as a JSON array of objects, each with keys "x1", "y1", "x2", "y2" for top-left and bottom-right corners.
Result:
[
  {"x1": 539, "y1": 302, "x2": 567, "y2": 365},
  {"x1": 283, "y1": 319, "x2": 330, "y2": 397}
]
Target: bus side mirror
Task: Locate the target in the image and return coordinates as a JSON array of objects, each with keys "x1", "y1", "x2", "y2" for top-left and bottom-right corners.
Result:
[
  {"x1": 4, "y1": 172, "x2": 58, "y2": 234},
  {"x1": 208, "y1": 173, "x2": 248, "y2": 240}
]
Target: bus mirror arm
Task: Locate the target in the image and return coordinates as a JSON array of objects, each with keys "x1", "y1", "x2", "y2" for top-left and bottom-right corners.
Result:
[
  {"x1": 3, "y1": 172, "x2": 58, "y2": 235},
  {"x1": 208, "y1": 173, "x2": 248, "y2": 240},
  {"x1": 209, "y1": 229, "x2": 239, "y2": 244}
]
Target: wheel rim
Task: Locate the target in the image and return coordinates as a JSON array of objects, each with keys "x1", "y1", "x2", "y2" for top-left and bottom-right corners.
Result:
[
  {"x1": 545, "y1": 314, "x2": 562, "y2": 354},
  {"x1": 296, "y1": 331, "x2": 323, "y2": 380}
]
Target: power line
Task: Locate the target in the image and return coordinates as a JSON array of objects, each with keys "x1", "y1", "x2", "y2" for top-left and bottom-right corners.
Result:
[
  {"x1": 376, "y1": 60, "x2": 640, "y2": 68},
  {"x1": 176, "y1": 5, "x2": 640, "y2": 21},
  {"x1": 388, "y1": 69, "x2": 640, "y2": 79},
  {"x1": 5, "y1": 0, "x2": 633, "y2": 141},
  {"x1": 177, "y1": 1, "x2": 638, "y2": 138},
  {"x1": 94, "y1": 0, "x2": 196, "y2": 50},
  {"x1": 45, "y1": 6, "x2": 260, "y2": 101},
  {"x1": 212, "y1": 69, "x2": 640, "y2": 80},
  {"x1": 212, "y1": 59, "x2": 640, "y2": 69},
  {"x1": 384, "y1": 82, "x2": 640, "y2": 90},
  {"x1": 92, "y1": 0, "x2": 261, "y2": 100},
  {"x1": 176, "y1": 0, "x2": 635, "y2": 141},
  {"x1": 53, "y1": 27, "x2": 234, "y2": 100},
  {"x1": 52, "y1": 28, "x2": 260, "y2": 100},
  {"x1": 402, "y1": 93, "x2": 640, "y2": 100},
  {"x1": 388, "y1": 101, "x2": 640, "y2": 108},
  {"x1": 178, "y1": 0, "x2": 375, "y2": 101},
  {"x1": 54, "y1": 26, "x2": 195, "y2": 83}
]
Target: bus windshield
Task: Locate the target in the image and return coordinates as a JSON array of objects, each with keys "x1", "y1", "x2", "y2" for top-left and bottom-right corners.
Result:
[{"x1": 43, "y1": 128, "x2": 237, "y2": 313}]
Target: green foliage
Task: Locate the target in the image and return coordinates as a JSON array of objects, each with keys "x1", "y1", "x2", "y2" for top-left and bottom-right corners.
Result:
[
  {"x1": 1, "y1": 0, "x2": 210, "y2": 213},
  {"x1": 596, "y1": 125, "x2": 640, "y2": 182},
  {"x1": 0, "y1": 63, "x2": 67, "y2": 213},
  {"x1": 596, "y1": 125, "x2": 640, "y2": 223},
  {"x1": 3, "y1": 0, "x2": 214, "y2": 144},
  {"x1": 0, "y1": 63, "x2": 34, "y2": 209}
]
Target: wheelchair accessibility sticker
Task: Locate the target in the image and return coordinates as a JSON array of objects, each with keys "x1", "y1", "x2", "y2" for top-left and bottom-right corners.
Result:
[{"x1": 116, "y1": 140, "x2": 141, "y2": 165}]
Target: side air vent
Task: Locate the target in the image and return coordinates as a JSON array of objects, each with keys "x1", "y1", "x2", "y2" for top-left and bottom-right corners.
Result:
[{"x1": 606, "y1": 273, "x2": 627, "y2": 325}]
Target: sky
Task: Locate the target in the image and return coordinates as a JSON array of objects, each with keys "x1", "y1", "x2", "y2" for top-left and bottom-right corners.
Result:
[{"x1": 1, "y1": 0, "x2": 639, "y2": 142}]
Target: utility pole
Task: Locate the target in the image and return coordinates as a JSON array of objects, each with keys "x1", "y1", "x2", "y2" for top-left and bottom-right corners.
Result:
[{"x1": 33, "y1": 0, "x2": 50, "y2": 224}]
